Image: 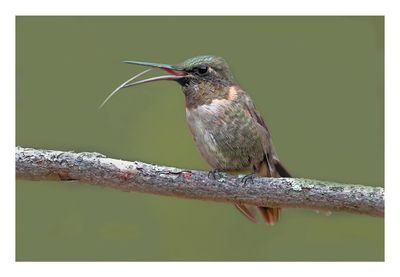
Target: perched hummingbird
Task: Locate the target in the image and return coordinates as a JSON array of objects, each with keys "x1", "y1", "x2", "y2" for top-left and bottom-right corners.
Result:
[{"x1": 101, "y1": 55, "x2": 291, "y2": 225}]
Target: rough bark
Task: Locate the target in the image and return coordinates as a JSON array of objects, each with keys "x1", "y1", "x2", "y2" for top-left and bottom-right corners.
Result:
[{"x1": 16, "y1": 146, "x2": 384, "y2": 217}]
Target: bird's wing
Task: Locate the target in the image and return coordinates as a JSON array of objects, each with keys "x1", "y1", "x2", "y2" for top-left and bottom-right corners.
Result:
[{"x1": 241, "y1": 91, "x2": 291, "y2": 178}]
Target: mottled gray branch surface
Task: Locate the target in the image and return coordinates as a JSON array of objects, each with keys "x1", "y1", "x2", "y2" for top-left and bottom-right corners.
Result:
[{"x1": 16, "y1": 146, "x2": 384, "y2": 217}]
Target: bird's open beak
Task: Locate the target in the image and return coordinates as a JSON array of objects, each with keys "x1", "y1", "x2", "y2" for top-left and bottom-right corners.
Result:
[
  {"x1": 99, "y1": 60, "x2": 187, "y2": 109},
  {"x1": 122, "y1": 60, "x2": 186, "y2": 88}
]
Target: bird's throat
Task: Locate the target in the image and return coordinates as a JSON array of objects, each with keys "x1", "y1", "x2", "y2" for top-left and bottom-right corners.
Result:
[{"x1": 184, "y1": 83, "x2": 238, "y2": 109}]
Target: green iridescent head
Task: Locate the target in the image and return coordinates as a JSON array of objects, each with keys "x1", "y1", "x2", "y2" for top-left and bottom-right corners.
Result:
[{"x1": 176, "y1": 55, "x2": 235, "y2": 85}]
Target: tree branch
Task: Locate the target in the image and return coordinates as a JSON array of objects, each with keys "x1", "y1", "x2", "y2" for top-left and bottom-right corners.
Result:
[{"x1": 16, "y1": 146, "x2": 384, "y2": 217}]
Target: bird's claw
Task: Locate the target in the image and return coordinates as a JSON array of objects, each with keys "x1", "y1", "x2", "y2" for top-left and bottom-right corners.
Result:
[
  {"x1": 241, "y1": 173, "x2": 257, "y2": 185},
  {"x1": 208, "y1": 170, "x2": 223, "y2": 180}
]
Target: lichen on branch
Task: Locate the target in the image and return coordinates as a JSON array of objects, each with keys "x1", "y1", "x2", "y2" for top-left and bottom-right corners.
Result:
[{"x1": 16, "y1": 146, "x2": 384, "y2": 217}]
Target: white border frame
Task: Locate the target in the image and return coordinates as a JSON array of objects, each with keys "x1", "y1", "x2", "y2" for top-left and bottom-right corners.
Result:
[{"x1": 1, "y1": 1, "x2": 398, "y2": 276}]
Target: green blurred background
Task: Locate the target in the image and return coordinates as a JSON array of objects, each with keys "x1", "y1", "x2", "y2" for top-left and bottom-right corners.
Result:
[{"x1": 16, "y1": 16, "x2": 384, "y2": 261}]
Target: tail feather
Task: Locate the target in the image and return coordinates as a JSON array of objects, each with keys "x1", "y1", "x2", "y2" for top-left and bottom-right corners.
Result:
[
  {"x1": 257, "y1": 158, "x2": 289, "y2": 225},
  {"x1": 234, "y1": 204, "x2": 258, "y2": 223},
  {"x1": 273, "y1": 158, "x2": 291, "y2": 177},
  {"x1": 258, "y1": 206, "x2": 281, "y2": 225},
  {"x1": 234, "y1": 159, "x2": 290, "y2": 225}
]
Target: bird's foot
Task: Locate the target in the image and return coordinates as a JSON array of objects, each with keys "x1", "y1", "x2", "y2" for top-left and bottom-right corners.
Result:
[
  {"x1": 241, "y1": 173, "x2": 257, "y2": 185},
  {"x1": 208, "y1": 169, "x2": 224, "y2": 180}
]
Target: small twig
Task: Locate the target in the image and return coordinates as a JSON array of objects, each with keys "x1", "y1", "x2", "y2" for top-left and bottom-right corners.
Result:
[{"x1": 15, "y1": 146, "x2": 384, "y2": 217}]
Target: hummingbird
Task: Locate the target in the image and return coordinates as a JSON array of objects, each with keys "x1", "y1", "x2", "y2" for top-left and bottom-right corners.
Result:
[{"x1": 100, "y1": 55, "x2": 291, "y2": 225}]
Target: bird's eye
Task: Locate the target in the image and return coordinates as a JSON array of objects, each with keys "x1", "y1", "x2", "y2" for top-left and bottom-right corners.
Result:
[{"x1": 194, "y1": 65, "x2": 209, "y2": 75}]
